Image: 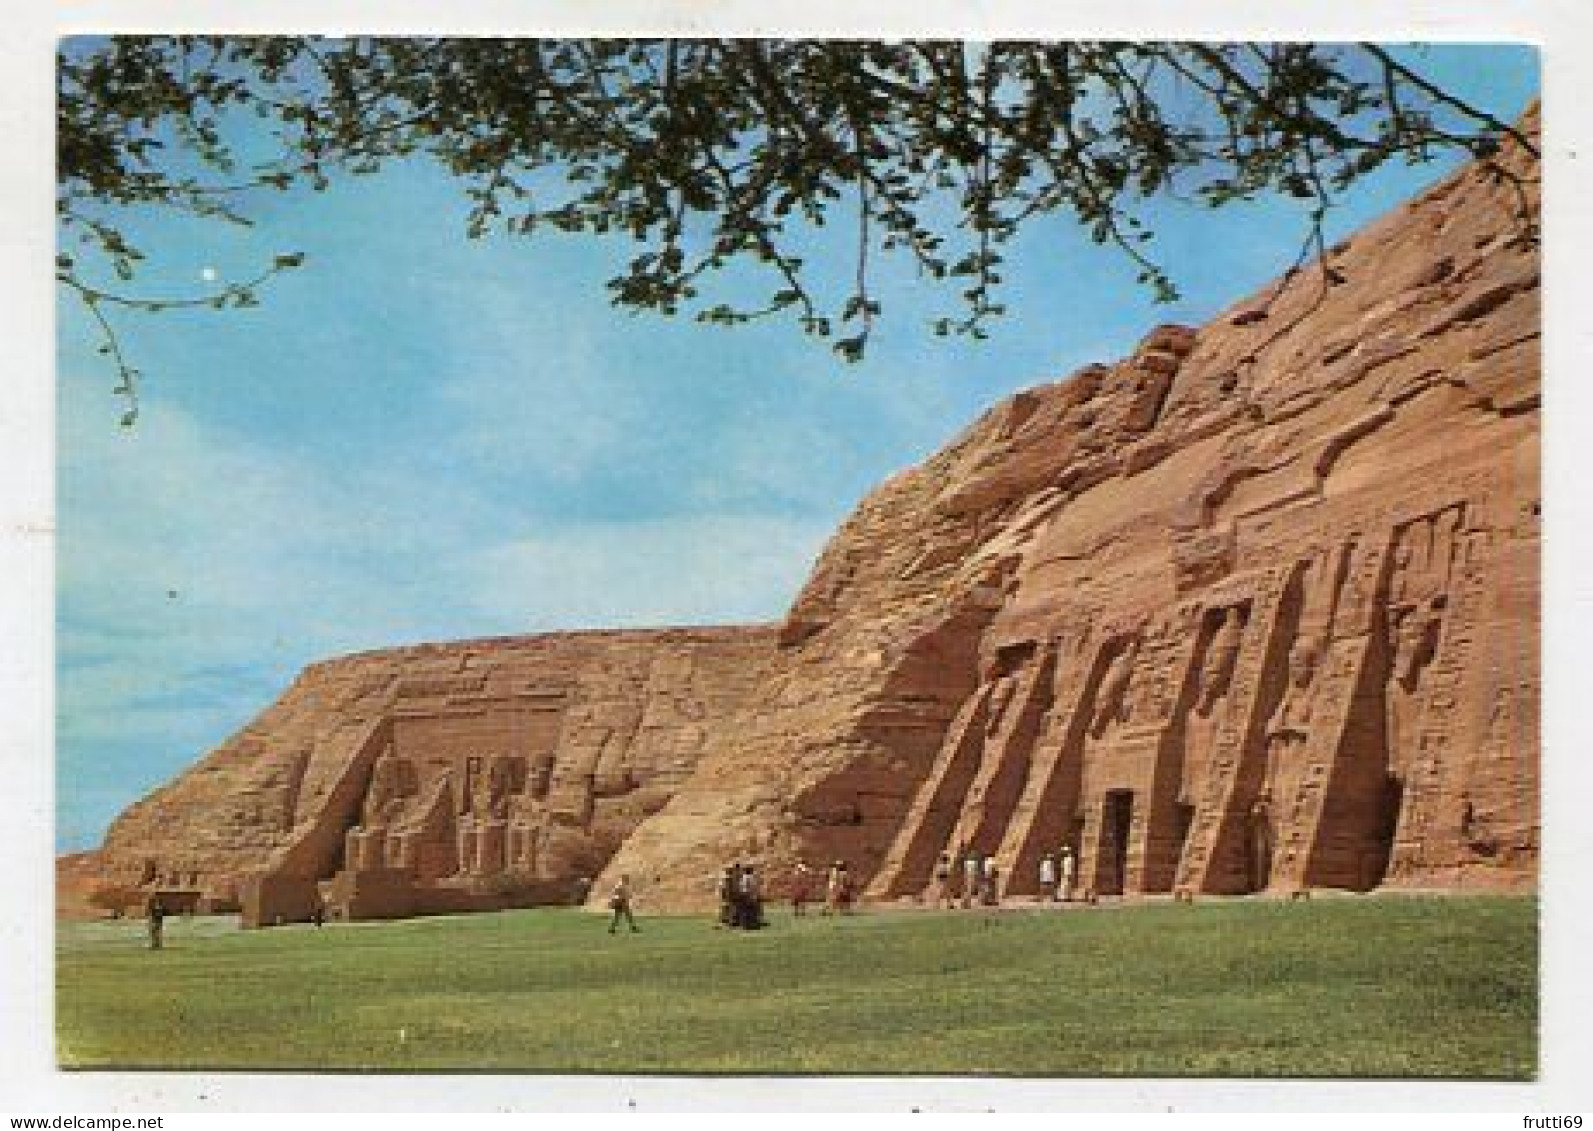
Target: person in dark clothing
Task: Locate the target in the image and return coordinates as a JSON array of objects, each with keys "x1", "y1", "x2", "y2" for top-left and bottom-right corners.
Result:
[
  {"x1": 981, "y1": 857, "x2": 1002, "y2": 907},
  {"x1": 731, "y1": 863, "x2": 749, "y2": 928},
  {"x1": 607, "y1": 874, "x2": 640, "y2": 934},
  {"x1": 147, "y1": 897, "x2": 166, "y2": 950},
  {"x1": 791, "y1": 860, "x2": 814, "y2": 917},
  {"x1": 738, "y1": 864, "x2": 767, "y2": 929},
  {"x1": 826, "y1": 861, "x2": 855, "y2": 915},
  {"x1": 717, "y1": 865, "x2": 739, "y2": 928}
]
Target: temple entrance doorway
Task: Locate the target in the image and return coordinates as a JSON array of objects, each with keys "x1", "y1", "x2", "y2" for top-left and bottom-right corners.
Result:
[
  {"x1": 1359, "y1": 772, "x2": 1405, "y2": 890},
  {"x1": 1244, "y1": 794, "x2": 1276, "y2": 893},
  {"x1": 1101, "y1": 790, "x2": 1134, "y2": 896}
]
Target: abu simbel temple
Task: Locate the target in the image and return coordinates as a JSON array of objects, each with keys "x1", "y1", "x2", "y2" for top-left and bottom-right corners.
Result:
[{"x1": 76, "y1": 111, "x2": 1540, "y2": 926}]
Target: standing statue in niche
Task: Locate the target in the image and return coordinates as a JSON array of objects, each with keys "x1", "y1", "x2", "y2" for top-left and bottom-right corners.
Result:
[
  {"x1": 1091, "y1": 639, "x2": 1139, "y2": 736},
  {"x1": 1263, "y1": 636, "x2": 1320, "y2": 798},
  {"x1": 1124, "y1": 659, "x2": 1163, "y2": 727},
  {"x1": 1387, "y1": 599, "x2": 1442, "y2": 773},
  {"x1": 1386, "y1": 513, "x2": 1452, "y2": 771},
  {"x1": 1335, "y1": 544, "x2": 1378, "y2": 636},
  {"x1": 1398, "y1": 599, "x2": 1443, "y2": 688},
  {"x1": 1246, "y1": 793, "x2": 1276, "y2": 892},
  {"x1": 1196, "y1": 608, "x2": 1244, "y2": 715},
  {"x1": 985, "y1": 671, "x2": 1020, "y2": 736},
  {"x1": 1183, "y1": 606, "x2": 1246, "y2": 795},
  {"x1": 1391, "y1": 537, "x2": 1418, "y2": 606}
]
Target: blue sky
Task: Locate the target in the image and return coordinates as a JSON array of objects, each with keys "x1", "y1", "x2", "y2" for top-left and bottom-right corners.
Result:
[{"x1": 55, "y1": 43, "x2": 1539, "y2": 851}]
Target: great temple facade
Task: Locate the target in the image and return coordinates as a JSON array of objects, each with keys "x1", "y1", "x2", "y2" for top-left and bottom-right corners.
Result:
[{"x1": 79, "y1": 110, "x2": 1540, "y2": 924}]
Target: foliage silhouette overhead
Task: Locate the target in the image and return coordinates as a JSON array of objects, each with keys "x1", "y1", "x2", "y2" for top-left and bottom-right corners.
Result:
[{"x1": 57, "y1": 37, "x2": 1536, "y2": 423}]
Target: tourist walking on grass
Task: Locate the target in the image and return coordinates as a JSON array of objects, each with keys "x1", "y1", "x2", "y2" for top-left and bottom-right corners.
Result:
[
  {"x1": 716, "y1": 865, "x2": 738, "y2": 928},
  {"x1": 738, "y1": 864, "x2": 767, "y2": 929},
  {"x1": 981, "y1": 856, "x2": 1001, "y2": 907},
  {"x1": 791, "y1": 860, "x2": 814, "y2": 917},
  {"x1": 607, "y1": 874, "x2": 640, "y2": 934},
  {"x1": 825, "y1": 860, "x2": 854, "y2": 915},
  {"x1": 960, "y1": 849, "x2": 981, "y2": 909},
  {"x1": 1039, "y1": 852, "x2": 1059, "y2": 903},
  {"x1": 1059, "y1": 845, "x2": 1077, "y2": 903},
  {"x1": 933, "y1": 853, "x2": 954, "y2": 909},
  {"x1": 147, "y1": 896, "x2": 166, "y2": 950}
]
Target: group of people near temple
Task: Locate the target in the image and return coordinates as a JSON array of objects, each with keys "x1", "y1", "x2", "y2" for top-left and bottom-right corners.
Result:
[
  {"x1": 717, "y1": 858, "x2": 858, "y2": 929},
  {"x1": 134, "y1": 846, "x2": 1086, "y2": 948},
  {"x1": 602, "y1": 848, "x2": 1083, "y2": 935},
  {"x1": 717, "y1": 862, "x2": 769, "y2": 929},
  {"x1": 789, "y1": 859, "x2": 857, "y2": 917},
  {"x1": 131, "y1": 842, "x2": 1088, "y2": 949},
  {"x1": 932, "y1": 845, "x2": 1079, "y2": 909}
]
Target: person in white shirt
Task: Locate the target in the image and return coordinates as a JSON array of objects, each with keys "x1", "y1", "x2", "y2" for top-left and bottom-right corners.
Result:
[
  {"x1": 933, "y1": 853, "x2": 954, "y2": 909},
  {"x1": 981, "y1": 855, "x2": 1001, "y2": 906},
  {"x1": 825, "y1": 860, "x2": 855, "y2": 915}
]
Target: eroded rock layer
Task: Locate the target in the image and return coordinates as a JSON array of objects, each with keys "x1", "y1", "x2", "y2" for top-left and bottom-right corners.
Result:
[{"x1": 81, "y1": 116, "x2": 1539, "y2": 920}]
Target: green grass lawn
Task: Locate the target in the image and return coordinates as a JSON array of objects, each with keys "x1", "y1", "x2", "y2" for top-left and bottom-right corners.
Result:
[{"x1": 55, "y1": 894, "x2": 1536, "y2": 1076}]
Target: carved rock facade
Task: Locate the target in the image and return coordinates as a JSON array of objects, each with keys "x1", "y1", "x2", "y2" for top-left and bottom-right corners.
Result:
[
  {"x1": 598, "y1": 113, "x2": 1541, "y2": 908},
  {"x1": 90, "y1": 628, "x2": 777, "y2": 922},
  {"x1": 81, "y1": 115, "x2": 1539, "y2": 920}
]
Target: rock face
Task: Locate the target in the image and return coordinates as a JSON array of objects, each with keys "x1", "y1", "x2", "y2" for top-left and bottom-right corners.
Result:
[
  {"x1": 89, "y1": 627, "x2": 779, "y2": 922},
  {"x1": 598, "y1": 113, "x2": 1541, "y2": 907},
  {"x1": 81, "y1": 114, "x2": 1539, "y2": 921}
]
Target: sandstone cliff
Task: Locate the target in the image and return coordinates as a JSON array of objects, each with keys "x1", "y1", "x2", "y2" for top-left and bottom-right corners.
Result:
[
  {"x1": 600, "y1": 108, "x2": 1540, "y2": 907},
  {"x1": 89, "y1": 626, "x2": 778, "y2": 920},
  {"x1": 79, "y1": 110, "x2": 1539, "y2": 920}
]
